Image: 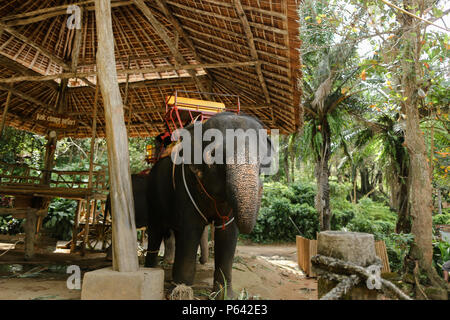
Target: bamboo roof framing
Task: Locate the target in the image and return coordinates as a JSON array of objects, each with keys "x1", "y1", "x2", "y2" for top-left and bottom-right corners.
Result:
[{"x1": 0, "y1": 0, "x2": 302, "y2": 138}]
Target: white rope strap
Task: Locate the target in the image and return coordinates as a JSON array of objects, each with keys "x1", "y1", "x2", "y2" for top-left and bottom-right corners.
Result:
[
  {"x1": 182, "y1": 163, "x2": 209, "y2": 224},
  {"x1": 214, "y1": 217, "x2": 235, "y2": 229}
]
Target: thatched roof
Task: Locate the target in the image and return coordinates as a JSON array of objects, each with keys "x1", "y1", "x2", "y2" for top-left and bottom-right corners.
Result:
[{"x1": 0, "y1": 0, "x2": 302, "y2": 138}]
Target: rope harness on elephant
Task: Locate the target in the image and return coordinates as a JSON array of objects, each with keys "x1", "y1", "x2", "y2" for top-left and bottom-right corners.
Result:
[{"x1": 180, "y1": 163, "x2": 234, "y2": 230}]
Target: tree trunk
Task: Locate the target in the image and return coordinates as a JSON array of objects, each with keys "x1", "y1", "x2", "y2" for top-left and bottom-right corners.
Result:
[
  {"x1": 315, "y1": 120, "x2": 331, "y2": 231},
  {"x1": 398, "y1": 1, "x2": 444, "y2": 289}
]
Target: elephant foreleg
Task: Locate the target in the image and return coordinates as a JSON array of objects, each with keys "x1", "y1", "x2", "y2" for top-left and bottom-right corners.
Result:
[
  {"x1": 172, "y1": 226, "x2": 204, "y2": 285},
  {"x1": 213, "y1": 222, "x2": 238, "y2": 298}
]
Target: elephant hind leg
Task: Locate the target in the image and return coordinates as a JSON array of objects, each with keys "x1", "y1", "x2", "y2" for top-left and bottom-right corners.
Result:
[
  {"x1": 199, "y1": 225, "x2": 209, "y2": 265},
  {"x1": 163, "y1": 230, "x2": 175, "y2": 264},
  {"x1": 145, "y1": 228, "x2": 164, "y2": 268}
]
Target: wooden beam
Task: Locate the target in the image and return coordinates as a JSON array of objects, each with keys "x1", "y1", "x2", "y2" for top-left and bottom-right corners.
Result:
[
  {"x1": 71, "y1": 7, "x2": 84, "y2": 72},
  {"x1": 0, "y1": 23, "x2": 69, "y2": 69},
  {"x1": 95, "y1": 0, "x2": 138, "y2": 272},
  {"x1": 0, "y1": 83, "x2": 53, "y2": 110},
  {"x1": 56, "y1": 79, "x2": 69, "y2": 113},
  {"x1": 166, "y1": 1, "x2": 288, "y2": 34},
  {"x1": 0, "y1": 89, "x2": 12, "y2": 138},
  {"x1": 0, "y1": 61, "x2": 258, "y2": 83},
  {"x1": 0, "y1": 54, "x2": 58, "y2": 90},
  {"x1": 154, "y1": 0, "x2": 207, "y2": 72},
  {"x1": 68, "y1": 75, "x2": 207, "y2": 92},
  {"x1": 1, "y1": 1, "x2": 133, "y2": 26},
  {"x1": 133, "y1": 0, "x2": 208, "y2": 93},
  {"x1": 233, "y1": 0, "x2": 271, "y2": 104}
]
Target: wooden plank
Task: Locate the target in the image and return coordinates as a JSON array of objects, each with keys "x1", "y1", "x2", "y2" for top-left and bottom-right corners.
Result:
[
  {"x1": 375, "y1": 240, "x2": 391, "y2": 273},
  {"x1": 95, "y1": 0, "x2": 138, "y2": 272},
  {"x1": 309, "y1": 239, "x2": 317, "y2": 277}
]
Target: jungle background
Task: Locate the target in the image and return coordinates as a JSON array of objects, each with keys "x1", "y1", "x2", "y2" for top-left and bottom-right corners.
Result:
[{"x1": 0, "y1": 0, "x2": 449, "y2": 299}]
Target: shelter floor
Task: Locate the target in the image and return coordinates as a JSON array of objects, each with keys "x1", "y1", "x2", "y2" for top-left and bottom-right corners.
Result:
[{"x1": 0, "y1": 242, "x2": 317, "y2": 300}]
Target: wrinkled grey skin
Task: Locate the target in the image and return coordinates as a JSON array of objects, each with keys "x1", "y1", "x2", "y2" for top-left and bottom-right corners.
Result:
[{"x1": 144, "y1": 112, "x2": 271, "y2": 297}]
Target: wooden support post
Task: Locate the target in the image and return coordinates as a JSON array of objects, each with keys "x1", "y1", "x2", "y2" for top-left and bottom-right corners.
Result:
[
  {"x1": 95, "y1": 0, "x2": 138, "y2": 272},
  {"x1": 24, "y1": 209, "x2": 37, "y2": 260},
  {"x1": 82, "y1": 198, "x2": 92, "y2": 256},
  {"x1": 0, "y1": 89, "x2": 12, "y2": 139},
  {"x1": 41, "y1": 133, "x2": 57, "y2": 185},
  {"x1": 82, "y1": 85, "x2": 99, "y2": 255},
  {"x1": 70, "y1": 199, "x2": 81, "y2": 252}
]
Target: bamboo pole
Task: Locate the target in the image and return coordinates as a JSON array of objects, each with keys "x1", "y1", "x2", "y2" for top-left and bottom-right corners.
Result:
[
  {"x1": 0, "y1": 89, "x2": 12, "y2": 139},
  {"x1": 95, "y1": 0, "x2": 138, "y2": 272}
]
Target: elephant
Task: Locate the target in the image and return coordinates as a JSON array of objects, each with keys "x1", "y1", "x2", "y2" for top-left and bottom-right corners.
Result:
[
  {"x1": 144, "y1": 112, "x2": 272, "y2": 296},
  {"x1": 104, "y1": 175, "x2": 209, "y2": 265}
]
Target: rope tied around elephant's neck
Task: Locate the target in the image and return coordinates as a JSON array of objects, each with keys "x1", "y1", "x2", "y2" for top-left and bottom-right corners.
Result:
[
  {"x1": 192, "y1": 170, "x2": 233, "y2": 230},
  {"x1": 182, "y1": 163, "x2": 209, "y2": 224},
  {"x1": 181, "y1": 163, "x2": 233, "y2": 230}
]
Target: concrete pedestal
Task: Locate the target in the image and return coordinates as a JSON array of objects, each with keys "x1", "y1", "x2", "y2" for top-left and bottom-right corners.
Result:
[
  {"x1": 316, "y1": 231, "x2": 380, "y2": 300},
  {"x1": 81, "y1": 267, "x2": 164, "y2": 300}
]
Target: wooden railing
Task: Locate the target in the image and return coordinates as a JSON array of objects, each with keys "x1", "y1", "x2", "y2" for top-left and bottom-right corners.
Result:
[{"x1": 0, "y1": 161, "x2": 108, "y2": 193}]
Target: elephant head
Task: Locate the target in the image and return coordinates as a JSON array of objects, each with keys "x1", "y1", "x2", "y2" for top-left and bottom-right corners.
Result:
[{"x1": 175, "y1": 112, "x2": 275, "y2": 234}]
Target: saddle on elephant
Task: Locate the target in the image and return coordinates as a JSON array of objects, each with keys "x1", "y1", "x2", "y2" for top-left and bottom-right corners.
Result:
[{"x1": 145, "y1": 90, "x2": 240, "y2": 165}]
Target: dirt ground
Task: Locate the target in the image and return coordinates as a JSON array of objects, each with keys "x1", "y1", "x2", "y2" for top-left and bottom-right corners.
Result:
[{"x1": 0, "y1": 242, "x2": 317, "y2": 300}]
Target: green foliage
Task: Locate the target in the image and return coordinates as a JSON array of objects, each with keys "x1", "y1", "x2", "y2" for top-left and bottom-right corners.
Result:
[
  {"x1": 383, "y1": 233, "x2": 415, "y2": 273},
  {"x1": 433, "y1": 213, "x2": 450, "y2": 226},
  {"x1": 243, "y1": 181, "x2": 319, "y2": 243},
  {"x1": 42, "y1": 198, "x2": 76, "y2": 241},
  {"x1": 433, "y1": 240, "x2": 450, "y2": 277},
  {"x1": 0, "y1": 216, "x2": 23, "y2": 235}
]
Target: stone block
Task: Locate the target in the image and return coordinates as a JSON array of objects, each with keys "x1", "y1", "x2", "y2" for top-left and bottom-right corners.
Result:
[{"x1": 81, "y1": 267, "x2": 164, "y2": 300}]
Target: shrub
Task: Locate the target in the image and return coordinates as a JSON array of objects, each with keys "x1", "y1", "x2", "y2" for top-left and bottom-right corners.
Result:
[
  {"x1": 383, "y1": 233, "x2": 414, "y2": 273},
  {"x1": 43, "y1": 198, "x2": 76, "y2": 240},
  {"x1": 242, "y1": 181, "x2": 318, "y2": 243},
  {"x1": 433, "y1": 240, "x2": 450, "y2": 277},
  {"x1": 0, "y1": 216, "x2": 23, "y2": 235},
  {"x1": 433, "y1": 213, "x2": 450, "y2": 226}
]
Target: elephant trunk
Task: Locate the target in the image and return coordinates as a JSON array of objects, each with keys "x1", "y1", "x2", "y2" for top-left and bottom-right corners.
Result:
[{"x1": 226, "y1": 164, "x2": 262, "y2": 234}]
